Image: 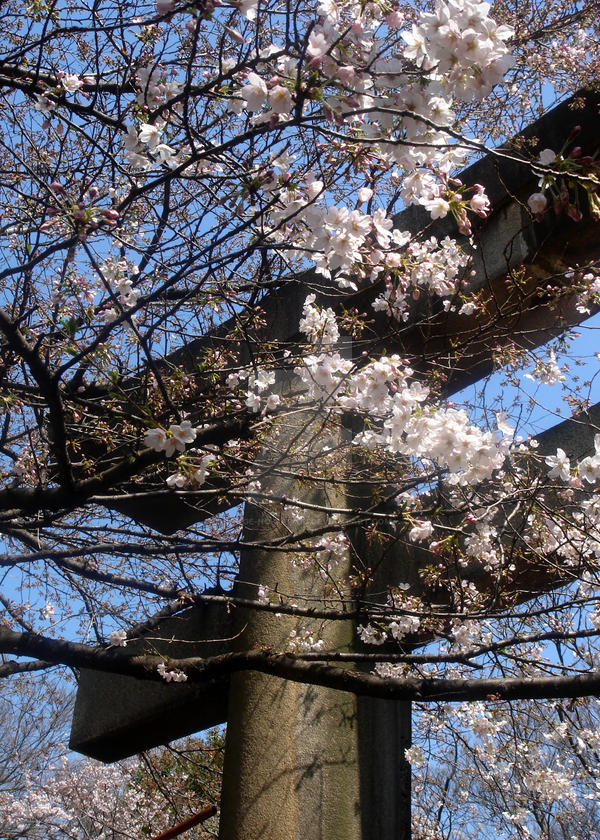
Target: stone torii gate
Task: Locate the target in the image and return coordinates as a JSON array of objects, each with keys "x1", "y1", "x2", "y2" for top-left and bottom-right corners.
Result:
[{"x1": 70, "y1": 93, "x2": 600, "y2": 840}]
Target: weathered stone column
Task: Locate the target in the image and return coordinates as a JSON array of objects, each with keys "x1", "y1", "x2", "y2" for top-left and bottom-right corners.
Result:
[
  {"x1": 358, "y1": 697, "x2": 411, "y2": 840},
  {"x1": 218, "y1": 383, "x2": 414, "y2": 839},
  {"x1": 348, "y1": 473, "x2": 413, "y2": 840},
  {"x1": 218, "y1": 404, "x2": 362, "y2": 840}
]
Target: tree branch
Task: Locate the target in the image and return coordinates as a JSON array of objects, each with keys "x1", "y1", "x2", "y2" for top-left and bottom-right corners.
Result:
[{"x1": 3, "y1": 626, "x2": 600, "y2": 703}]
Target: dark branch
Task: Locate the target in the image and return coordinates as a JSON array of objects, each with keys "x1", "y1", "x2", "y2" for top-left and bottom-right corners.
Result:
[{"x1": 3, "y1": 626, "x2": 600, "y2": 703}]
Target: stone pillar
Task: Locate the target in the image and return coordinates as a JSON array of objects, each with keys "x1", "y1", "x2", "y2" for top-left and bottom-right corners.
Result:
[
  {"x1": 218, "y1": 400, "x2": 412, "y2": 839},
  {"x1": 347, "y1": 468, "x2": 413, "y2": 840},
  {"x1": 358, "y1": 698, "x2": 411, "y2": 840},
  {"x1": 218, "y1": 407, "x2": 362, "y2": 839}
]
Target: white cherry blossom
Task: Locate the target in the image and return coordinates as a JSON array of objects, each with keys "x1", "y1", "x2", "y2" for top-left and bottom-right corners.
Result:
[
  {"x1": 138, "y1": 122, "x2": 162, "y2": 150},
  {"x1": 144, "y1": 427, "x2": 168, "y2": 451},
  {"x1": 268, "y1": 85, "x2": 293, "y2": 114},
  {"x1": 546, "y1": 448, "x2": 571, "y2": 482},
  {"x1": 241, "y1": 72, "x2": 268, "y2": 111},
  {"x1": 61, "y1": 73, "x2": 83, "y2": 92},
  {"x1": 168, "y1": 420, "x2": 197, "y2": 452}
]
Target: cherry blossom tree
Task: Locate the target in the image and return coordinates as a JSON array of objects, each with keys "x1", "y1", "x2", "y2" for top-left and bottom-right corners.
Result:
[
  {"x1": 410, "y1": 697, "x2": 600, "y2": 839},
  {"x1": 0, "y1": 728, "x2": 223, "y2": 840},
  {"x1": 1, "y1": 0, "x2": 600, "y2": 835},
  {"x1": 0, "y1": 676, "x2": 71, "y2": 795}
]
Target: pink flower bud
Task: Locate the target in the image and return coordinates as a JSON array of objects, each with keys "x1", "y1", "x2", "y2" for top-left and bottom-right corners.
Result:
[
  {"x1": 527, "y1": 192, "x2": 547, "y2": 214},
  {"x1": 224, "y1": 26, "x2": 245, "y2": 44}
]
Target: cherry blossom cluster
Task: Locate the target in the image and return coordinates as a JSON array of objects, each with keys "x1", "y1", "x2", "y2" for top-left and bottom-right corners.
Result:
[
  {"x1": 266, "y1": 182, "x2": 415, "y2": 290},
  {"x1": 408, "y1": 519, "x2": 435, "y2": 542},
  {"x1": 165, "y1": 449, "x2": 216, "y2": 489},
  {"x1": 157, "y1": 661, "x2": 188, "y2": 682},
  {"x1": 222, "y1": 295, "x2": 512, "y2": 506},
  {"x1": 463, "y1": 520, "x2": 501, "y2": 572},
  {"x1": 99, "y1": 258, "x2": 140, "y2": 320},
  {"x1": 527, "y1": 480, "x2": 600, "y2": 587},
  {"x1": 371, "y1": 234, "x2": 470, "y2": 322},
  {"x1": 404, "y1": 745, "x2": 426, "y2": 768},
  {"x1": 405, "y1": 172, "x2": 491, "y2": 233},
  {"x1": 257, "y1": 162, "x2": 480, "y2": 295},
  {"x1": 410, "y1": 695, "x2": 600, "y2": 838},
  {"x1": 0, "y1": 752, "x2": 193, "y2": 840},
  {"x1": 451, "y1": 619, "x2": 488, "y2": 651},
  {"x1": 114, "y1": 0, "x2": 512, "y2": 255},
  {"x1": 144, "y1": 420, "x2": 198, "y2": 456},
  {"x1": 545, "y1": 434, "x2": 600, "y2": 485},
  {"x1": 527, "y1": 141, "x2": 600, "y2": 222},
  {"x1": 402, "y1": 0, "x2": 514, "y2": 100},
  {"x1": 292, "y1": 532, "x2": 349, "y2": 578},
  {"x1": 227, "y1": 367, "x2": 281, "y2": 414},
  {"x1": 135, "y1": 64, "x2": 184, "y2": 109},
  {"x1": 524, "y1": 765, "x2": 576, "y2": 805},
  {"x1": 233, "y1": 0, "x2": 513, "y2": 133},
  {"x1": 574, "y1": 270, "x2": 600, "y2": 316},
  {"x1": 358, "y1": 607, "x2": 421, "y2": 647},
  {"x1": 525, "y1": 348, "x2": 566, "y2": 385},
  {"x1": 109, "y1": 628, "x2": 128, "y2": 647},
  {"x1": 0, "y1": 757, "x2": 153, "y2": 838},
  {"x1": 299, "y1": 294, "x2": 339, "y2": 344},
  {"x1": 287, "y1": 625, "x2": 326, "y2": 653},
  {"x1": 295, "y1": 297, "x2": 511, "y2": 485},
  {"x1": 144, "y1": 420, "x2": 220, "y2": 490},
  {"x1": 121, "y1": 64, "x2": 185, "y2": 170},
  {"x1": 247, "y1": 371, "x2": 280, "y2": 413},
  {"x1": 125, "y1": 120, "x2": 180, "y2": 170},
  {"x1": 232, "y1": 0, "x2": 510, "y2": 222}
]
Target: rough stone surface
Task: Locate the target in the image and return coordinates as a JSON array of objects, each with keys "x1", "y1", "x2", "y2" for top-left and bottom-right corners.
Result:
[
  {"x1": 358, "y1": 698, "x2": 411, "y2": 840},
  {"x1": 218, "y1": 399, "x2": 366, "y2": 840}
]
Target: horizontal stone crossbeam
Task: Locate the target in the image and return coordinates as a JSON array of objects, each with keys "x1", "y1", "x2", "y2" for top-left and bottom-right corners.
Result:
[{"x1": 70, "y1": 602, "x2": 233, "y2": 761}]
